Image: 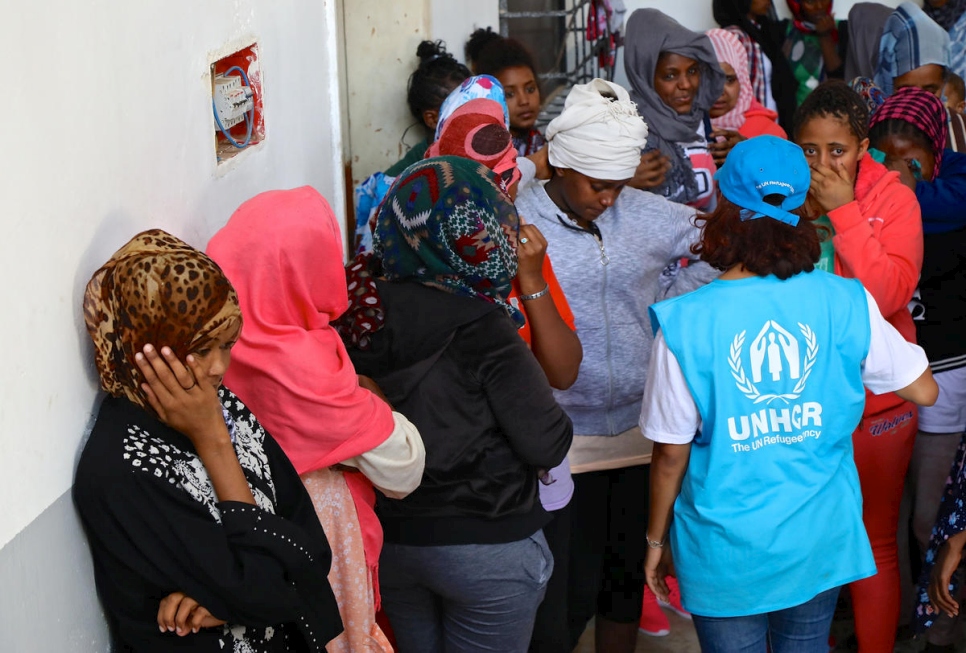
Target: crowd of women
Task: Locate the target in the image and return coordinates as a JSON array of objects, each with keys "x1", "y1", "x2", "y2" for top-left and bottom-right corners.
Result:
[{"x1": 72, "y1": 1, "x2": 966, "y2": 653}]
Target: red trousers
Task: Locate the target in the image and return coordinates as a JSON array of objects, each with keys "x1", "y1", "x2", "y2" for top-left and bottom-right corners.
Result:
[{"x1": 849, "y1": 401, "x2": 917, "y2": 653}]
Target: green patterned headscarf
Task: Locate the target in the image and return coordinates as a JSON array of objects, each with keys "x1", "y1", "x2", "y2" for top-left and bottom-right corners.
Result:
[{"x1": 374, "y1": 155, "x2": 524, "y2": 326}]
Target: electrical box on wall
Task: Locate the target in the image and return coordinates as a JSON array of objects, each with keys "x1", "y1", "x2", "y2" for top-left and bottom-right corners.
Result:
[
  {"x1": 214, "y1": 74, "x2": 253, "y2": 130},
  {"x1": 211, "y1": 43, "x2": 264, "y2": 163}
]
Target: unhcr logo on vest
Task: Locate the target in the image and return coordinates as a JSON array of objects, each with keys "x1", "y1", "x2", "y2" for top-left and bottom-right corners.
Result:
[{"x1": 727, "y1": 320, "x2": 823, "y2": 449}]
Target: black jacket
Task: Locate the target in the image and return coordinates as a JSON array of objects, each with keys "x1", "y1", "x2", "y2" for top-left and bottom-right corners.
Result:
[
  {"x1": 74, "y1": 390, "x2": 342, "y2": 652},
  {"x1": 917, "y1": 227, "x2": 966, "y2": 371},
  {"x1": 349, "y1": 281, "x2": 573, "y2": 546}
]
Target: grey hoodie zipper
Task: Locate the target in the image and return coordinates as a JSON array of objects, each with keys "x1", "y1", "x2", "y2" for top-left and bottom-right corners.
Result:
[
  {"x1": 555, "y1": 213, "x2": 615, "y2": 426},
  {"x1": 556, "y1": 214, "x2": 609, "y2": 266}
]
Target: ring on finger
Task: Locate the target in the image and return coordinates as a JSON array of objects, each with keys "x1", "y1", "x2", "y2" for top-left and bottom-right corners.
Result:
[
  {"x1": 520, "y1": 237, "x2": 529, "y2": 244},
  {"x1": 183, "y1": 381, "x2": 197, "y2": 391}
]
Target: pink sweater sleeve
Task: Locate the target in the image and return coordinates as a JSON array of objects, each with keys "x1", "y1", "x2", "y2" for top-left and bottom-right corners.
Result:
[{"x1": 827, "y1": 184, "x2": 923, "y2": 320}]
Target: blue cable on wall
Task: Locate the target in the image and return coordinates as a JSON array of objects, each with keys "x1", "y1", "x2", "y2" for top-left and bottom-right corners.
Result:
[{"x1": 213, "y1": 65, "x2": 255, "y2": 149}]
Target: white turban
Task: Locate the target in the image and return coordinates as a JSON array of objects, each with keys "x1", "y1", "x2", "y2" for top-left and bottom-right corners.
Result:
[{"x1": 546, "y1": 78, "x2": 649, "y2": 180}]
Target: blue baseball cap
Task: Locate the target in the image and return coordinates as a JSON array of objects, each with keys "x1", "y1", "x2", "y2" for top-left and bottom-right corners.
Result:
[{"x1": 714, "y1": 135, "x2": 810, "y2": 227}]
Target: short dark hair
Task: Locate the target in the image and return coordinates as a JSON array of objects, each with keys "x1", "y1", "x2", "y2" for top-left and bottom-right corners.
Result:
[
  {"x1": 793, "y1": 80, "x2": 869, "y2": 142},
  {"x1": 466, "y1": 28, "x2": 539, "y2": 78},
  {"x1": 406, "y1": 41, "x2": 470, "y2": 123},
  {"x1": 947, "y1": 72, "x2": 965, "y2": 101},
  {"x1": 693, "y1": 195, "x2": 824, "y2": 280}
]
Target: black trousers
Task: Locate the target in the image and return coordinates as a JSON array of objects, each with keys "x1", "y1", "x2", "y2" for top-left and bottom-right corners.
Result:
[{"x1": 565, "y1": 465, "x2": 650, "y2": 648}]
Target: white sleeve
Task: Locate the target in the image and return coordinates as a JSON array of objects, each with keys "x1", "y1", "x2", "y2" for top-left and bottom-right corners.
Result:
[
  {"x1": 861, "y1": 289, "x2": 930, "y2": 394},
  {"x1": 340, "y1": 411, "x2": 426, "y2": 499},
  {"x1": 516, "y1": 156, "x2": 537, "y2": 191},
  {"x1": 639, "y1": 330, "x2": 701, "y2": 444}
]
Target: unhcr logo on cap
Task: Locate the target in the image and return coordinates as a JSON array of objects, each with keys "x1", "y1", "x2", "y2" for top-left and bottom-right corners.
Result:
[{"x1": 755, "y1": 180, "x2": 796, "y2": 194}]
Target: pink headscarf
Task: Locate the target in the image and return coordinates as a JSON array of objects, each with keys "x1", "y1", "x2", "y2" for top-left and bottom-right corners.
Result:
[
  {"x1": 207, "y1": 187, "x2": 396, "y2": 596},
  {"x1": 208, "y1": 186, "x2": 395, "y2": 471},
  {"x1": 706, "y1": 28, "x2": 754, "y2": 131}
]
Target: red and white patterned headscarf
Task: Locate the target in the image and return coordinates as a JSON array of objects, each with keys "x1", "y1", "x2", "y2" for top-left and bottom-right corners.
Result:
[
  {"x1": 426, "y1": 98, "x2": 521, "y2": 194},
  {"x1": 706, "y1": 28, "x2": 754, "y2": 131}
]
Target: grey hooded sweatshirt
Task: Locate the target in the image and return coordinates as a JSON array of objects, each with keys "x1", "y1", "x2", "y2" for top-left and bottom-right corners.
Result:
[{"x1": 515, "y1": 179, "x2": 717, "y2": 436}]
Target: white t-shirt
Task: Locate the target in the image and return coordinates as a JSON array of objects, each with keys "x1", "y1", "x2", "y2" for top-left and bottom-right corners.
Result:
[{"x1": 641, "y1": 288, "x2": 931, "y2": 444}]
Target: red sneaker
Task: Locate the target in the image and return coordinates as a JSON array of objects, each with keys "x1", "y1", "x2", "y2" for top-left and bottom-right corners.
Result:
[
  {"x1": 659, "y1": 576, "x2": 692, "y2": 620},
  {"x1": 639, "y1": 587, "x2": 671, "y2": 636}
]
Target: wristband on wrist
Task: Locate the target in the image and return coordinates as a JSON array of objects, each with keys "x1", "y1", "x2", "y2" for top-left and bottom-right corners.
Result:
[
  {"x1": 646, "y1": 532, "x2": 666, "y2": 549},
  {"x1": 520, "y1": 284, "x2": 550, "y2": 301}
]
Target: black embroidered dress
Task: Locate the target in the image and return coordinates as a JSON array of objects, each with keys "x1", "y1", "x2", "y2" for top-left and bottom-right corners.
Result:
[{"x1": 74, "y1": 388, "x2": 342, "y2": 652}]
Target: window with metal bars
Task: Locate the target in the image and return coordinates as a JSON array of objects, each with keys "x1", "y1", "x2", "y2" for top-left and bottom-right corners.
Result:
[{"x1": 500, "y1": 0, "x2": 624, "y2": 125}]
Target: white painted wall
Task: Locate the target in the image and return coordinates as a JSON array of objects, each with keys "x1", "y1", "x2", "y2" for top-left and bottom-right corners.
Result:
[
  {"x1": 0, "y1": 0, "x2": 346, "y2": 551},
  {"x1": 0, "y1": 1, "x2": 347, "y2": 645},
  {"x1": 344, "y1": 0, "x2": 499, "y2": 186},
  {"x1": 612, "y1": 0, "x2": 905, "y2": 91}
]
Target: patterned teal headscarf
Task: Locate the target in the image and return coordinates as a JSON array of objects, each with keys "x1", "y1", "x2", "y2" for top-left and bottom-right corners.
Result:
[{"x1": 374, "y1": 156, "x2": 524, "y2": 326}]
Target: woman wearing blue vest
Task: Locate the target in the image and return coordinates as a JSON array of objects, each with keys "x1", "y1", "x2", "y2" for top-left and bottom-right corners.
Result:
[{"x1": 640, "y1": 136, "x2": 938, "y2": 651}]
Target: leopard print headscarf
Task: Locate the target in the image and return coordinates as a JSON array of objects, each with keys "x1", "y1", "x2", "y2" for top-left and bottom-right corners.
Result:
[{"x1": 83, "y1": 229, "x2": 241, "y2": 410}]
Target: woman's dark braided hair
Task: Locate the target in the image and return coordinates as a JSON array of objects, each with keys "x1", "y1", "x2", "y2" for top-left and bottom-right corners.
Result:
[
  {"x1": 793, "y1": 80, "x2": 869, "y2": 141},
  {"x1": 406, "y1": 40, "x2": 470, "y2": 126}
]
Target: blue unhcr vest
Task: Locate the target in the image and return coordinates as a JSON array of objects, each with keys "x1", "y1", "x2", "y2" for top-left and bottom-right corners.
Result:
[{"x1": 649, "y1": 271, "x2": 877, "y2": 617}]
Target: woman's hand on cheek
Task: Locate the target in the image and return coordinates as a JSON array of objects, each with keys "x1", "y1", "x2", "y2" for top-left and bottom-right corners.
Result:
[
  {"x1": 883, "y1": 156, "x2": 918, "y2": 192},
  {"x1": 814, "y1": 14, "x2": 836, "y2": 37},
  {"x1": 808, "y1": 162, "x2": 855, "y2": 214},
  {"x1": 136, "y1": 345, "x2": 227, "y2": 449},
  {"x1": 516, "y1": 218, "x2": 549, "y2": 294}
]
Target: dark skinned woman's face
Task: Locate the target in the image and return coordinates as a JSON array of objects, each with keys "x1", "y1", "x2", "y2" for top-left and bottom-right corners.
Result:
[
  {"x1": 894, "y1": 64, "x2": 947, "y2": 98},
  {"x1": 552, "y1": 168, "x2": 629, "y2": 224},
  {"x1": 654, "y1": 53, "x2": 701, "y2": 115},
  {"x1": 799, "y1": 0, "x2": 830, "y2": 22}
]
